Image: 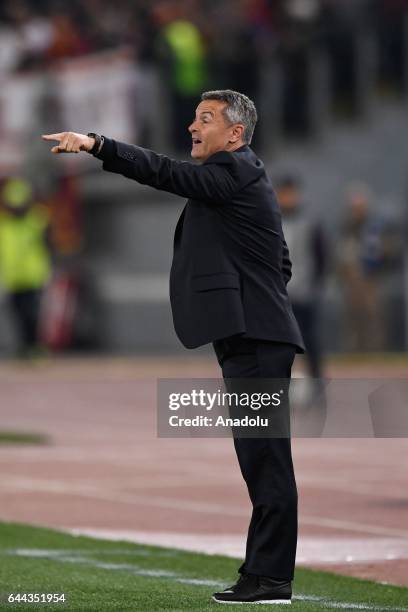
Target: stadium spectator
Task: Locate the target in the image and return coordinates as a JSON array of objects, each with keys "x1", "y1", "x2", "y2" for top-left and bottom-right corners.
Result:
[
  {"x1": 0, "y1": 177, "x2": 52, "y2": 358},
  {"x1": 277, "y1": 174, "x2": 327, "y2": 378},
  {"x1": 375, "y1": 0, "x2": 408, "y2": 90},
  {"x1": 0, "y1": 18, "x2": 24, "y2": 74},
  {"x1": 154, "y1": 2, "x2": 209, "y2": 152},
  {"x1": 45, "y1": 13, "x2": 88, "y2": 61},
  {"x1": 276, "y1": 0, "x2": 324, "y2": 135},
  {"x1": 206, "y1": 1, "x2": 260, "y2": 101},
  {"x1": 337, "y1": 181, "x2": 387, "y2": 352}
]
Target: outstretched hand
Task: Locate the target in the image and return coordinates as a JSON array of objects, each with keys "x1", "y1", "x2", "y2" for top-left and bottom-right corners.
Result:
[{"x1": 41, "y1": 132, "x2": 95, "y2": 154}]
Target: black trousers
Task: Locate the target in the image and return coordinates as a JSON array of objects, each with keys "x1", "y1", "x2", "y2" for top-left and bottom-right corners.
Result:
[{"x1": 212, "y1": 334, "x2": 297, "y2": 581}]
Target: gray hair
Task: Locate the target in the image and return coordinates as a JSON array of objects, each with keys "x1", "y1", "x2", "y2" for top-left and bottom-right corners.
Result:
[{"x1": 201, "y1": 89, "x2": 258, "y2": 144}]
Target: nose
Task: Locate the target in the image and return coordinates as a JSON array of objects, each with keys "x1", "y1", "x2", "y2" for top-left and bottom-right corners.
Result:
[{"x1": 188, "y1": 119, "x2": 197, "y2": 133}]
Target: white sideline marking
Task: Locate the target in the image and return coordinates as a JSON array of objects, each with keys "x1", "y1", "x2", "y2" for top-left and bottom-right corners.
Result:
[
  {"x1": 4, "y1": 548, "x2": 408, "y2": 612},
  {"x1": 8, "y1": 547, "x2": 176, "y2": 558},
  {"x1": 2, "y1": 476, "x2": 408, "y2": 539},
  {"x1": 68, "y1": 529, "x2": 408, "y2": 565}
]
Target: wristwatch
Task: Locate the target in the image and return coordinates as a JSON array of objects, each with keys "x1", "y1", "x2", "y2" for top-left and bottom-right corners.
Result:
[{"x1": 87, "y1": 132, "x2": 104, "y2": 155}]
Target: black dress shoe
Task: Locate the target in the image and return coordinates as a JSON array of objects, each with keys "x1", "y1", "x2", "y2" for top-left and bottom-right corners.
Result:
[
  {"x1": 216, "y1": 573, "x2": 252, "y2": 594},
  {"x1": 212, "y1": 573, "x2": 292, "y2": 605}
]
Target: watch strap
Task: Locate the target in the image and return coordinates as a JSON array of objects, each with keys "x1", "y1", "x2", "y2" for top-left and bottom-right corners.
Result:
[{"x1": 87, "y1": 133, "x2": 104, "y2": 155}]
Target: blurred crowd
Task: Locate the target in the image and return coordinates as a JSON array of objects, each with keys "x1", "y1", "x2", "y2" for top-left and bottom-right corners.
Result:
[
  {"x1": 1, "y1": 0, "x2": 408, "y2": 146},
  {"x1": 1, "y1": 1, "x2": 407, "y2": 86},
  {"x1": 277, "y1": 175, "x2": 405, "y2": 369}
]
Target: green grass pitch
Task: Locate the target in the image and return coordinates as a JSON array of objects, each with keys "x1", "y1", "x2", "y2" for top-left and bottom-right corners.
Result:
[{"x1": 0, "y1": 522, "x2": 406, "y2": 611}]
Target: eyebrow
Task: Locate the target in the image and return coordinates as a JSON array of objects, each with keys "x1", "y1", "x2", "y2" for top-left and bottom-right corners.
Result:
[{"x1": 197, "y1": 111, "x2": 214, "y2": 118}]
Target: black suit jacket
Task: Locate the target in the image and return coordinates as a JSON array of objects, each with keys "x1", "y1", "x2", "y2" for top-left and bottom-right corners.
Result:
[{"x1": 97, "y1": 139, "x2": 304, "y2": 352}]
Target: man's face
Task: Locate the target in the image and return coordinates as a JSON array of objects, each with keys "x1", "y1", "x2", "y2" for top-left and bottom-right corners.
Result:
[{"x1": 189, "y1": 100, "x2": 242, "y2": 161}]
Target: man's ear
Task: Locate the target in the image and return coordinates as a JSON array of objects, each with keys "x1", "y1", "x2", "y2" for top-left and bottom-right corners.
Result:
[{"x1": 230, "y1": 124, "x2": 245, "y2": 143}]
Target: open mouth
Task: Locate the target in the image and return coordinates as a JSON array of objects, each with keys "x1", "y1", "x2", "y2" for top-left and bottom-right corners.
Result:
[{"x1": 192, "y1": 138, "x2": 202, "y2": 145}]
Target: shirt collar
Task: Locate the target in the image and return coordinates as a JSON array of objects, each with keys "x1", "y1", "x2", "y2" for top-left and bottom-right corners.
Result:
[{"x1": 234, "y1": 144, "x2": 250, "y2": 153}]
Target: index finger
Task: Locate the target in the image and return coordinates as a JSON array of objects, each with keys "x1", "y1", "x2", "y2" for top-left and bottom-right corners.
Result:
[{"x1": 41, "y1": 133, "x2": 65, "y2": 142}]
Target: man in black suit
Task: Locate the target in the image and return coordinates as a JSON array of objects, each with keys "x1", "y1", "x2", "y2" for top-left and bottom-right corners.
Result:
[{"x1": 43, "y1": 89, "x2": 304, "y2": 605}]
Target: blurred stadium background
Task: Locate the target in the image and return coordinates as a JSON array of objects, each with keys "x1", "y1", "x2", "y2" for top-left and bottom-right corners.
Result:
[
  {"x1": 0, "y1": 0, "x2": 407, "y2": 355},
  {"x1": 1, "y1": 0, "x2": 408, "y2": 604}
]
